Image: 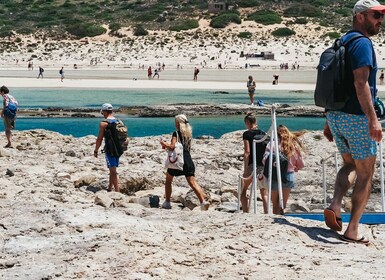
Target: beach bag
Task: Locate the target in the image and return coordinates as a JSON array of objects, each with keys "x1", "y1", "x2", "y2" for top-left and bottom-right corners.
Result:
[
  {"x1": 263, "y1": 152, "x2": 289, "y2": 184},
  {"x1": 314, "y1": 33, "x2": 364, "y2": 110},
  {"x1": 254, "y1": 132, "x2": 270, "y2": 166},
  {"x1": 4, "y1": 96, "x2": 18, "y2": 119},
  {"x1": 164, "y1": 132, "x2": 184, "y2": 171},
  {"x1": 103, "y1": 119, "x2": 128, "y2": 157}
]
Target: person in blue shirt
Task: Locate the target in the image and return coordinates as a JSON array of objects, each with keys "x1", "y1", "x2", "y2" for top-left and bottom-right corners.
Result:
[{"x1": 323, "y1": 0, "x2": 384, "y2": 244}]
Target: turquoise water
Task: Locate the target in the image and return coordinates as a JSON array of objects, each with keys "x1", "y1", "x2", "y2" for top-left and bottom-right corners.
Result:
[
  {"x1": 4, "y1": 88, "x2": 326, "y2": 138},
  {"x1": 3, "y1": 115, "x2": 325, "y2": 138},
  {"x1": 13, "y1": 88, "x2": 314, "y2": 108}
]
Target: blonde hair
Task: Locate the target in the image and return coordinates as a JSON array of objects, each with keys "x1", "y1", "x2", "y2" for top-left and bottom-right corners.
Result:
[
  {"x1": 277, "y1": 125, "x2": 305, "y2": 158},
  {"x1": 175, "y1": 114, "x2": 192, "y2": 148}
]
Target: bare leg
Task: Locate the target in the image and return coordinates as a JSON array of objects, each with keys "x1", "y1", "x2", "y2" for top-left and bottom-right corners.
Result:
[
  {"x1": 186, "y1": 176, "x2": 206, "y2": 203},
  {"x1": 344, "y1": 156, "x2": 376, "y2": 240},
  {"x1": 249, "y1": 93, "x2": 254, "y2": 104},
  {"x1": 165, "y1": 172, "x2": 174, "y2": 202},
  {"x1": 260, "y1": 188, "x2": 268, "y2": 214},
  {"x1": 5, "y1": 128, "x2": 11, "y2": 147},
  {"x1": 271, "y1": 190, "x2": 282, "y2": 214},
  {"x1": 329, "y1": 153, "x2": 357, "y2": 218},
  {"x1": 241, "y1": 175, "x2": 253, "y2": 213},
  {"x1": 282, "y1": 188, "x2": 291, "y2": 210},
  {"x1": 109, "y1": 167, "x2": 119, "y2": 192}
]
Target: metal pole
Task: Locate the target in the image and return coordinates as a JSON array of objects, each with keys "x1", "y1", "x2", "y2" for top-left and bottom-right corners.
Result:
[
  {"x1": 380, "y1": 140, "x2": 385, "y2": 212},
  {"x1": 267, "y1": 134, "x2": 274, "y2": 215},
  {"x1": 322, "y1": 161, "x2": 327, "y2": 209},
  {"x1": 237, "y1": 175, "x2": 241, "y2": 212},
  {"x1": 252, "y1": 140, "x2": 257, "y2": 214},
  {"x1": 272, "y1": 105, "x2": 284, "y2": 211},
  {"x1": 335, "y1": 152, "x2": 339, "y2": 174}
]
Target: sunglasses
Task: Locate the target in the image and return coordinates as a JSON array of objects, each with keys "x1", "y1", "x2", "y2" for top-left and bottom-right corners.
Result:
[{"x1": 364, "y1": 11, "x2": 385, "y2": 20}]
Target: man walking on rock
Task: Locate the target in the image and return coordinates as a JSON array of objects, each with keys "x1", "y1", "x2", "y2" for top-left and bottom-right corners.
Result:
[{"x1": 323, "y1": 0, "x2": 384, "y2": 244}]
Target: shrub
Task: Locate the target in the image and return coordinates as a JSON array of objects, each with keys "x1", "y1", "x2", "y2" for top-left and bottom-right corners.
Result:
[
  {"x1": 237, "y1": 0, "x2": 260, "y2": 7},
  {"x1": 325, "y1": 31, "x2": 340, "y2": 39},
  {"x1": 133, "y1": 25, "x2": 148, "y2": 36},
  {"x1": 295, "y1": 17, "x2": 308, "y2": 24},
  {"x1": 134, "y1": 11, "x2": 159, "y2": 22},
  {"x1": 170, "y1": 19, "x2": 199, "y2": 31},
  {"x1": 248, "y1": 10, "x2": 282, "y2": 25},
  {"x1": 66, "y1": 23, "x2": 106, "y2": 38},
  {"x1": 335, "y1": 8, "x2": 351, "y2": 17},
  {"x1": 109, "y1": 23, "x2": 121, "y2": 32},
  {"x1": 210, "y1": 13, "x2": 241, "y2": 28},
  {"x1": 238, "y1": 31, "x2": 252, "y2": 39},
  {"x1": 284, "y1": 4, "x2": 322, "y2": 17},
  {"x1": 271, "y1": 27, "x2": 296, "y2": 37}
]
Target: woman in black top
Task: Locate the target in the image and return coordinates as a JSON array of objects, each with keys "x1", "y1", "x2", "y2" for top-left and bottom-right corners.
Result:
[
  {"x1": 160, "y1": 114, "x2": 209, "y2": 210},
  {"x1": 241, "y1": 112, "x2": 268, "y2": 213}
]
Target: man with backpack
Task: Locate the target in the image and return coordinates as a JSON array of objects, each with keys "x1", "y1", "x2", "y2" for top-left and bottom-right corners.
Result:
[
  {"x1": 323, "y1": 0, "x2": 384, "y2": 244},
  {"x1": 94, "y1": 103, "x2": 128, "y2": 192},
  {"x1": 0, "y1": 85, "x2": 18, "y2": 148}
]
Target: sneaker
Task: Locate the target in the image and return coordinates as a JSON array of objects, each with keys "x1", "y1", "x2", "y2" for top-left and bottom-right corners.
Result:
[
  {"x1": 161, "y1": 201, "x2": 172, "y2": 209},
  {"x1": 200, "y1": 201, "x2": 210, "y2": 211}
]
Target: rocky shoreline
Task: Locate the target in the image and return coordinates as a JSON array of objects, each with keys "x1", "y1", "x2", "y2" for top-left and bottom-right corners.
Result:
[
  {"x1": 17, "y1": 104, "x2": 325, "y2": 118},
  {"x1": 1, "y1": 129, "x2": 384, "y2": 278}
]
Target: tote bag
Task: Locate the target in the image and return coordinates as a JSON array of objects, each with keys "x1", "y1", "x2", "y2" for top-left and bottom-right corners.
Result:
[{"x1": 164, "y1": 131, "x2": 184, "y2": 171}]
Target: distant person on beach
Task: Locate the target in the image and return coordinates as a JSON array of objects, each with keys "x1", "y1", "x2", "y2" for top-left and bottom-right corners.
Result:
[
  {"x1": 153, "y1": 68, "x2": 159, "y2": 79},
  {"x1": 28, "y1": 61, "x2": 33, "y2": 71},
  {"x1": 323, "y1": 0, "x2": 384, "y2": 244},
  {"x1": 94, "y1": 103, "x2": 121, "y2": 192},
  {"x1": 59, "y1": 67, "x2": 64, "y2": 82},
  {"x1": 273, "y1": 74, "x2": 279, "y2": 85},
  {"x1": 193, "y1": 67, "x2": 199, "y2": 81},
  {"x1": 160, "y1": 114, "x2": 209, "y2": 210},
  {"x1": 147, "y1": 66, "x2": 152, "y2": 79},
  {"x1": 37, "y1": 67, "x2": 44, "y2": 79},
  {"x1": 262, "y1": 125, "x2": 304, "y2": 214},
  {"x1": 0, "y1": 86, "x2": 18, "y2": 148},
  {"x1": 247, "y1": 75, "x2": 256, "y2": 106},
  {"x1": 380, "y1": 70, "x2": 384, "y2": 84},
  {"x1": 240, "y1": 112, "x2": 269, "y2": 213}
]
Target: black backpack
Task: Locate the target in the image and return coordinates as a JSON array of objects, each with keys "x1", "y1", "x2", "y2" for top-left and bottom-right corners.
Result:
[
  {"x1": 263, "y1": 152, "x2": 289, "y2": 184},
  {"x1": 103, "y1": 120, "x2": 128, "y2": 157},
  {"x1": 314, "y1": 33, "x2": 364, "y2": 110}
]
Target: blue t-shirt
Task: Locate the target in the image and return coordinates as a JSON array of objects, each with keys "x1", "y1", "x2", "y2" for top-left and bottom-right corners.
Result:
[{"x1": 341, "y1": 31, "x2": 377, "y2": 115}]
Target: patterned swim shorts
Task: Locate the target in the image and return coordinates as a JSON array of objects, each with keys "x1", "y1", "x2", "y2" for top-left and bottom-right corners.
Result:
[{"x1": 326, "y1": 111, "x2": 377, "y2": 160}]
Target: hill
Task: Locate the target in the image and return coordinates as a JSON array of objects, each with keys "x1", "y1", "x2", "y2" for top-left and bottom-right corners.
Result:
[{"x1": 0, "y1": 0, "x2": 358, "y2": 39}]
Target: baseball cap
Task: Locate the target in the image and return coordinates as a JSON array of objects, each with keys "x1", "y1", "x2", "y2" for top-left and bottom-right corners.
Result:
[
  {"x1": 100, "y1": 103, "x2": 113, "y2": 112},
  {"x1": 353, "y1": 0, "x2": 385, "y2": 14}
]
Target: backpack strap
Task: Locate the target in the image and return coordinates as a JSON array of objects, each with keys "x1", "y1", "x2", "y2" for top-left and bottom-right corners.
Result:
[{"x1": 342, "y1": 32, "x2": 365, "y2": 46}]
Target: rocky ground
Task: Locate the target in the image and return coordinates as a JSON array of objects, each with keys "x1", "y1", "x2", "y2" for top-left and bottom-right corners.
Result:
[{"x1": 1, "y1": 129, "x2": 385, "y2": 279}]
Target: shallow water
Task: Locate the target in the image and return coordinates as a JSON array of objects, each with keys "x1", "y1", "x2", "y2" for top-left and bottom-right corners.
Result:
[{"x1": 3, "y1": 115, "x2": 325, "y2": 138}]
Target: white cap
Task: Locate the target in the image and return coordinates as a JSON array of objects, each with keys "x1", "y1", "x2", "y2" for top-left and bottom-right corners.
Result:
[
  {"x1": 353, "y1": 0, "x2": 385, "y2": 14},
  {"x1": 100, "y1": 103, "x2": 113, "y2": 112}
]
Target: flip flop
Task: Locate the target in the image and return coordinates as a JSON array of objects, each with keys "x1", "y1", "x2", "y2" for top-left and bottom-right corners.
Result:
[
  {"x1": 339, "y1": 234, "x2": 369, "y2": 244},
  {"x1": 324, "y1": 208, "x2": 342, "y2": 232}
]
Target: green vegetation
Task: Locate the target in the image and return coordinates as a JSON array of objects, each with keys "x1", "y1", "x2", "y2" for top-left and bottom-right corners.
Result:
[
  {"x1": 210, "y1": 13, "x2": 241, "y2": 28},
  {"x1": 284, "y1": 4, "x2": 323, "y2": 17},
  {"x1": 238, "y1": 31, "x2": 252, "y2": 39},
  {"x1": 295, "y1": 18, "x2": 308, "y2": 24},
  {"x1": 169, "y1": 19, "x2": 199, "y2": 31},
  {"x1": 325, "y1": 31, "x2": 340, "y2": 39},
  {"x1": 248, "y1": 10, "x2": 282, "y2": 25},
  {"x1": 238, "y1": 0, "x2": 260, "y2": 7},
  {"x1": 0, "y1": 0, "x2": 364, "y2": 38},
  {"x1": 133, "y1": 25, "x2": 148, "y2": 36},
  {"x1": 271, "y1": 27, "x2": 296, "y2": 37}
]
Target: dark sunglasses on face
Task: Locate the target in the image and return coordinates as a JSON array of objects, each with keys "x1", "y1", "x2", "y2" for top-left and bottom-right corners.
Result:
[{"x1": 364, "y1": 11, "x2": 385, "y2": 19}]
